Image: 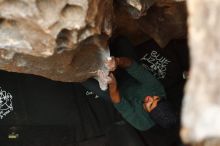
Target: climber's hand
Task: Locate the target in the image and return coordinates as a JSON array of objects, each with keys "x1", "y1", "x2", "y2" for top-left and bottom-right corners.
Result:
[
  {"x1": 105, "y1": 57, "x2": 118, "y2": 71},
  {"x1": 143, "y1": 96, "x2": 160, "y2": 112}
]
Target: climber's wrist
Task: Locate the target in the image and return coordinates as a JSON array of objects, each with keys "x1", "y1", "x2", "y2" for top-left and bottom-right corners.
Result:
[
  {"x1": 116, "y1": 57, "x2": 133, "y2": 68},
  {"x1": 109, "y1": 88, "x2": 121, "y2": 104}
]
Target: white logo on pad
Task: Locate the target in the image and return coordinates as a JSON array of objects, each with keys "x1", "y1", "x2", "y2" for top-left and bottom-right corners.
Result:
[{"x1": 0, "y1": 87, "x2": 13, "y2": 119}]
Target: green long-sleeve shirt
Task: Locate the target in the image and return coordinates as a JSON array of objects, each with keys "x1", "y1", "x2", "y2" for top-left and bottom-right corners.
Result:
[{"x1": 114, "y1": 61, "x2": 166, "y2": 131}]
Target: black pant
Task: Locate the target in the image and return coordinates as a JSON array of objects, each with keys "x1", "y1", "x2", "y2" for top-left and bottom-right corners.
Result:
[
  {"x1": 139, "y1": 125, "x2": 181, "y2": 146},
  {"x1": 106, "y1": 121, "x2": 146, "y2": 146}
]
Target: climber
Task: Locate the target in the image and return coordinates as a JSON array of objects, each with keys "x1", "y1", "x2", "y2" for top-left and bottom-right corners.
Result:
[
  {"x1": 82, "y1": 37, "x2": 178, "y2": 130},
  {"x1": 106, "y1": 56, "x2": 177, "y2": 130},
  {"x1": 82, "y1": 36, "x2": 183, "y2": 146}
]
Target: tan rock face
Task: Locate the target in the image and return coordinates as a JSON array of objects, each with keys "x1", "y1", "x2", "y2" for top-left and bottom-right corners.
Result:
[
  {"x1": 181, "y1": 0, "x2": 220, "y2": 144},
  {"x1": 0, "y1": 0, "x2": 187, "y2": 82},
  {"x1": 0, "y1": 35, "x2": 110, "y2": 82},
  {"x1": 0, "y1": 0, "x2": 113, "y2": 82}
]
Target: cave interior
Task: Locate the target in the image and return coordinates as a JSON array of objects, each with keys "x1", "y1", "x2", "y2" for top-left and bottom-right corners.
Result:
[{"x1": 0, "y1": 0, "x2": 190, "y2": 146}]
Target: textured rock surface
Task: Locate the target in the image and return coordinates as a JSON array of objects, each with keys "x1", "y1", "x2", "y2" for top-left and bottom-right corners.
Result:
[
  {"x1": 0, "y1": 35, "x2": 109, "y2": 82},
  {"x1": 181, "y1": 0, "x2": 220, "y2": 145},
  {"x1": 0, "y1": 0, "x2": 113, "y2": 82},
  {"x1": 116, "y1": 0, "x2": 156, "y2": 19},
  {"x1": 138, "y1": 0, "x2": 187, "y2": 48},
  {"x1": 114, "y1": 0, "x2": 187, "y2": 48},
  {"x1": 0, "y1": 0, "x2": 187, "y2": 82},
  {"x1": 112, "y1": 1, "x2": 150, "y2": 46}
]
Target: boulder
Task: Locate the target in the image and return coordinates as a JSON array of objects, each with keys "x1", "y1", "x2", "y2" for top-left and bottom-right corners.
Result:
[{"x1": 0, "y1": 0, "x2": 113, "y2": 82}]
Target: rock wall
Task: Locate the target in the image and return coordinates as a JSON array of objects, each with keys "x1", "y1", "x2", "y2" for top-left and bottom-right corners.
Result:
[
  {"x1": 113, "y1": 0, "x2": 187, "y2": 48},
  {"x1": 138, "y1": 0, "x2": 187, "y2": 48},
  {"x1": 181, "y1": 0, "x2": 220, "y2": 145},
  {"x1": 0, "y1": 0, "x2": 187, "y2": 82},
  {"x1": 0, "y1": 0, "x2": 112, "y2": 82}
]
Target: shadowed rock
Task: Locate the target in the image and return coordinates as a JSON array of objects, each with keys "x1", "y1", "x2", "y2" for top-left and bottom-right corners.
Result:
[
  {"x1": 114, "y1": 0, "x2": 187, "y2": 48},
  {"x1": 138, "y1": 0, "x2": 187, "y2": 48}
]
